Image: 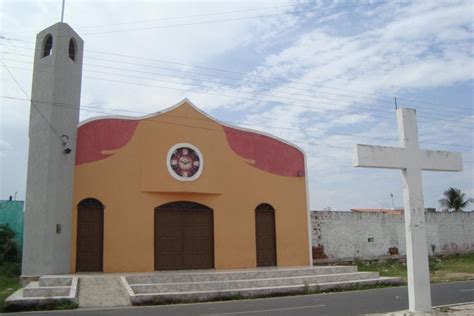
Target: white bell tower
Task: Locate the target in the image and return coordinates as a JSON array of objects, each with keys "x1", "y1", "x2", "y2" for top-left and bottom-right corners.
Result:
[{"x1": 22, "y1": 22, "x2": 83, "y2": 278}]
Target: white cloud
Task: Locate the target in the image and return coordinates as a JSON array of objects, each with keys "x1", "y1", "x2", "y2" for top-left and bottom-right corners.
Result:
[
  {"x1": 330, "y1": 114, "x2": 373, "y2": 125},
  {"x1": 0, "y1": 140, "x2": 11, "y2": 158},
  {"x1": 0, "y1": 0, "x2": 472, "y2": 209}
]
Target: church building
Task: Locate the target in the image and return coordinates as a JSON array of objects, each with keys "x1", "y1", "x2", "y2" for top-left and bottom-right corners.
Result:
[
  {"x1": 21, "y1": 22, "x2": 311, "y2": 277},
  {"x1": 72, "y1": 100, "x2": 311, "y2": 272}
]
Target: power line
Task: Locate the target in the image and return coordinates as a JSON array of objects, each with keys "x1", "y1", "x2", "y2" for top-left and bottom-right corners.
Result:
[
  {"x1": 82, "y1": 50, "x2": 474, "y2": 113},
  {"x1": 82, "y1": 3, "x2": 299, "y2": 27},
  {"x1": 0, "y1": 94, "x2": 387, "y2": 142},
  {"x1": 81, "y1": 1, "x2": 393, "y2": 35},
  {"x1": 4, "y1": 62, "x2": 473, "y2": 132},
  {"x1": 72, "y1": 76, "x2": 474, "y2": 130},
  {"x1": 3, "y1": 41, "x2": 472, "y2": 114},
  {"x1": 0, "y1": 95, "x2": 352, "y2": 152},
  {"x1": 2, "y1": 52, "x2": 472, "y2": 126},
  {"x1": 84, "y1": 64, "x2": 472, "y2": 122},
  {"x1": 1, "y1": 95, "x2": 472, "y2": 150},
  {"x1": 2, "y1": 1, "x2": 380, "y2": 36},
  {"x1": 1, "y1": 62, "x2": 64, "y2": 143},
  {"x1": 81, "y1": 55, "x2": 473, "y2": 119},
  {"x1": 0, "y1": 49, "x2": 422, "y2": 115},
  {"x1": 82, "y1": 66, "x2": 473, "y2": 125},
  {"x1": 0, "y1": 3, "x2": 301, "y2": 35},
  {"x1": 5, "y1": 1, "x2": 394, "y2": 38},
  {"x1": 0, "y1": 96, "x2": 440, "y2": 153},
  {"x1": 19, "y1": 101, "x2": 474, "y2": 159}
]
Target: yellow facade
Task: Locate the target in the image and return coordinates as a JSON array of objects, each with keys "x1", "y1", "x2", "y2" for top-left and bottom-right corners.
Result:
[{"x1": 71, "y1": 100, "x2": 310, "y2": 273}]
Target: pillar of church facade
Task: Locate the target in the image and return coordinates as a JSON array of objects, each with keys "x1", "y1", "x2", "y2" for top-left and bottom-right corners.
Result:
[{"x1": 22, "y1": 22, "x2": 83, "y2": 278}]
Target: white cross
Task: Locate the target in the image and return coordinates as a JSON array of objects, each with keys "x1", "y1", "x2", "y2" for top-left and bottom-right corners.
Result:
[{"x1": 353, "y1": 108, "x2": 463, "y2": 312}]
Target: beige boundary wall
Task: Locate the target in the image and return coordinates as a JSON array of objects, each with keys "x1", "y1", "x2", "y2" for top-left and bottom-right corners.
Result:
[{"x1": 311, "y1": 211, "x2": 474, "y2": 261}]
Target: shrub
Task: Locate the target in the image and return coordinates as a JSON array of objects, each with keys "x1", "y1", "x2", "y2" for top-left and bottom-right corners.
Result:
[
  {"x1": 0, "y1": 261, "x2": 21, "y2": 277},
  {"x1": 0, "y1": 224, "x2": 20, "y2": 265}
]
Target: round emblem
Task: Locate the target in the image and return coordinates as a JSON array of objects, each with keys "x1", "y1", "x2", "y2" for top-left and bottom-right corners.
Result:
[{"x1": 166, "y1": 143, "x2": 203, "y2": 181}]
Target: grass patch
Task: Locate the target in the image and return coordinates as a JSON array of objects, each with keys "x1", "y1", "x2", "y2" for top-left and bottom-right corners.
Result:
[
  {"x1": 356, "y1": 253, "x2": 474, "y2": 283},
  {"x1": 0, "y1": 263, "x2": 21, "y2": 312},
  {"x1": 357, "y1": 259, "x2": 408, "y2": 280},
  {"x1": 3, "y1": 299, "x2": 78, "y2": 313},
  {"x1": 438, "y1": 306, "x2": 454, "y2": 313},
  {"x1": 0, "y1": 262, "x2": 78, "y2": 313},
  {"x1": 430, "y1": 253, "x2": 474, "y2": 283}
]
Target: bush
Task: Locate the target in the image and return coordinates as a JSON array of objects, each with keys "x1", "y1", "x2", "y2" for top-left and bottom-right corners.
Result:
[
  {"x1": 0, "y1": 224, "x2": 20, "y2": 265},
  {"x1": 0, "y1": 261, "x2": 21, "y2": 277}
]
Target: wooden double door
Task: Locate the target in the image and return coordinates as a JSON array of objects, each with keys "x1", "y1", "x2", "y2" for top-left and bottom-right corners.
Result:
[{"x1": 155, "y1": 202, "x2": 214, "y2": 270}]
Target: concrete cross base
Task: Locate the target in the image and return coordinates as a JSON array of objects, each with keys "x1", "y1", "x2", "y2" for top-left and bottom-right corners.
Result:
[{"x1": 368, "y1": 303, "x2": 474, "y2": 315}]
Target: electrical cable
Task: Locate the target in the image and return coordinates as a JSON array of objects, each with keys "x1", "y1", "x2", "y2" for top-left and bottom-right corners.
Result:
[
  {"x1": 1, "y1": 94, "x2": 472, "y2": 150},
  {"x1": 1, "y1": 62, "x2": 65, "y2": 143},
  {"x1": 2, "y1": 42, "x2": 472, "y2": 114},
  {"x1": 1, "y1": 53, "x2": 472, "y2": 127},
  {"x1": 2, "y1": 1, "x2": 395, "y2": 38},
  {"x1": 0, "y1": 3, "x2": 302, "y2": 34},
  {"x1": 3, "y1": 62, "x2": 472, "y2": 133}
]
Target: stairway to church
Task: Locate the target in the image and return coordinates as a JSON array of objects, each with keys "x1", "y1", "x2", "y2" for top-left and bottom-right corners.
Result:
[
  {"x1": 121, "y1": 266, "x2": 402, "y2": 305},
  {"x1": 6, "y1": 266, "x2": 401, "y2": 309},
  {"x1": 5, "y1": 276, "x2": 79, "y2": 310}
]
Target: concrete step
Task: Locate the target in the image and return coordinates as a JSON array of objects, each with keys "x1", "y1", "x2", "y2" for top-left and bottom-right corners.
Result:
[
  {"x1": 130, "y1": 272, "x2": 380, "y2": 294},
  {"x1": 121, "y1": 266, "x2": 403, "y2": 305},
  {"x1": 126, "y1": 266, "x2": 358, "y2": 285},
  {"x1": 23, "y1": 282, "x2": 71, "y2": 298},
  {"x1": 123, "y1": 276, "x2": 402, "y2": 305},
  {"x1": 38, "y1": 276, "x2": 73, "y2": 287},
  {"x1": 5, "y1": 277, "x2": 79, "y2": 310}
]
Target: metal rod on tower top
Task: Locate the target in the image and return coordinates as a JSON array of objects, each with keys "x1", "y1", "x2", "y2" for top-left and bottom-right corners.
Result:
[{"x1": 61, "y1": 0, "x2": 65, "y2": 22}]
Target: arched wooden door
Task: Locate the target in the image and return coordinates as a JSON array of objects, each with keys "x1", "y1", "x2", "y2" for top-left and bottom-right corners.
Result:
[
  {"x1": 256, "y1": 203, "x2": 277, "y2": 267},
  {"x1": 76, "y1": 198, "x2": 104, "y2": 272},
  {"x1": 155, "y1": 201, "x2": 214, "y2": 270}
]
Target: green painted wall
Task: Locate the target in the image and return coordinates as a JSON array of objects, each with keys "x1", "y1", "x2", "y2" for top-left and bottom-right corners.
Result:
[{"x1": 0, "y1": 200, "x2": 24, "y2": 249}]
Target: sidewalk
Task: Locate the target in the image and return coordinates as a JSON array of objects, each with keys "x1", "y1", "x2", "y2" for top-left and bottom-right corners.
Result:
[{"x1": 370, "y1": 303, "x2": 474, "y2": 315}]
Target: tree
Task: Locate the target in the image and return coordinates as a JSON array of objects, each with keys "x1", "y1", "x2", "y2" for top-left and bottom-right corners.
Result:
[{"x1": 439, "y1": 187, "x2": 473, "y2": 212}]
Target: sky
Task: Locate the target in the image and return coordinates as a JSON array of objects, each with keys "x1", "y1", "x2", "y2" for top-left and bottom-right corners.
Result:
[{"x1": 0, "y1": 0, "x2": 473, "y2": 211}]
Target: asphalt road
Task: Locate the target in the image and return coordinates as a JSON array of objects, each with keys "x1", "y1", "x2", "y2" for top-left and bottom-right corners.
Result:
[{"x1": 14, "y1": 281, "x2": 474, "y2": 316}]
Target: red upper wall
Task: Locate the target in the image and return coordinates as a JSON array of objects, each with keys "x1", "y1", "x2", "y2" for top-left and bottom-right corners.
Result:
[
  {"x1": 75, "y1": 118, "x2": 138, "y2": 166},
  {"x1": 75, "y1": 111, "x2": 305, "y2": 177},
  {"x1": 223, "y1": 126, "x2": 304, "y2": 177}
]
